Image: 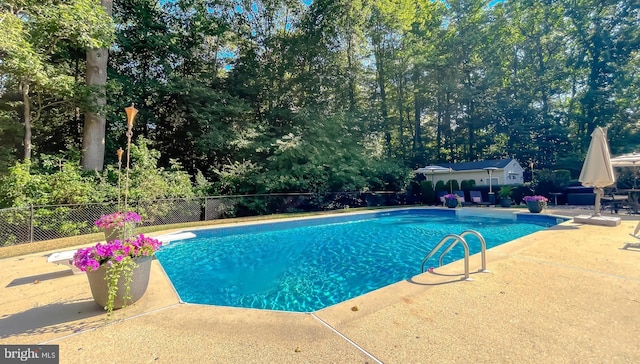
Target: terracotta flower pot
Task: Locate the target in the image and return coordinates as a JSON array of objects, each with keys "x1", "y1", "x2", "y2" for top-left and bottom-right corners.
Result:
[{"x1": 86, "y1": 256, "x2": 152, "y2": 310}]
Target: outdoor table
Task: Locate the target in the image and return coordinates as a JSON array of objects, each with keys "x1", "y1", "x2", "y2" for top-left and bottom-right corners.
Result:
[{"x1": 549, "y1": 192, "x2": 563, "y2": 206}]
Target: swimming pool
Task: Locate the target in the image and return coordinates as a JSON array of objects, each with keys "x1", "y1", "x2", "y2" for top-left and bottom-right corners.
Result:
[{"x1": 155, "y1": 208, "x2": 566, "y2": 312}]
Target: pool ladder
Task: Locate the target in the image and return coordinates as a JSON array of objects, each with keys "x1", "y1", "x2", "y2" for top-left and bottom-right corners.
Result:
[{"x1": 420, "y1": 230, "x2": 489, "y2": 281}]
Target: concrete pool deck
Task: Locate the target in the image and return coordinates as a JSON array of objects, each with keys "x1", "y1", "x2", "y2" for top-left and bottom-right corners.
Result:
[{"x1": 1, "y1": 207, "x2": 639, "y2": 363}]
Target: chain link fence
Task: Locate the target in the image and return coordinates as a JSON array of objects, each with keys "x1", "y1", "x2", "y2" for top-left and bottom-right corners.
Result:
[{"x1": 0, "y1": 191, "x2": 406, "y2": 247}]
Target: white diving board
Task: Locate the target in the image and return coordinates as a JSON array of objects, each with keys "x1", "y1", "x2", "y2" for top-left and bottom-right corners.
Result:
[
  {"x1": 153, "y1": 232, "x2": 196, "y2": 244},
  {"x1": 46, "y1": 232, "x2": 196, "y2": 273}
]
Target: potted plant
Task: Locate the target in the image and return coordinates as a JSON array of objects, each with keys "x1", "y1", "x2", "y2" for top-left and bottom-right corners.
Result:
[
  {"x1": 443, "y1": 193, "x2": 459, "y2": 208},
  {"x1": 523, "y1": 195, "x2": 548, "y2": 213},
  {"x1": 74, "y1": 213, "x2": 161, "y2": 313},
  {"x1": 94, "y1": 211, "x2": 142, "y2": 242},
  {"x1": 498, "y1": 186, "x2": 515, "y2": 208}
]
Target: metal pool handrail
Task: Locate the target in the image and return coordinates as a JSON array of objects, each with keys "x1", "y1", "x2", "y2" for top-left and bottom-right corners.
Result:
[
  {"x1": 438, "y1": 230, "x2": 489, "y2": 273},
  {"x1": 421, "y1": 234, "x2": 471, "y2": 280}
]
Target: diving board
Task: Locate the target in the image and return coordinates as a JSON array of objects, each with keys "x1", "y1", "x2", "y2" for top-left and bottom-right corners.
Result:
[{"x1": 46, "y1": 232, "x2": 196, "y2": 273}]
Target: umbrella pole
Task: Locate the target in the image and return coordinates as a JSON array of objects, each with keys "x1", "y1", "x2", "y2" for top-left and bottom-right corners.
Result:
[
  {"x1": 593, "y1": 188, "x2": 603, "y2": 216},
  {"x1": 430, "y1": 173, "x2": 435, "y2": 203}
]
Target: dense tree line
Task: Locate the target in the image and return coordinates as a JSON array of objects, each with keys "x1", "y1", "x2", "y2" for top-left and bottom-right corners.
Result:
[{"x1": 1, "y1": 0, "x2": 638, "y2": 202}]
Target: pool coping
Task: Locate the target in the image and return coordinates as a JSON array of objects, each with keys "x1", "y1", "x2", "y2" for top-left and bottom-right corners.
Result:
[
  {"x1": 158, "y1": 206, "x2": 572, "y2": 240},
  {"x1": 1, "y1": 206, "x2": 640, "y2": 362}
]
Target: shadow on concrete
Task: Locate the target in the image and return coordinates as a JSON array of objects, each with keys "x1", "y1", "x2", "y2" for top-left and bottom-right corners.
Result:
[
  {"x1": 547, "y1": 225, "x2": 581, "y2": 231},
  {"x1": 6, "y1": 270, "x2": 74, "y2": 288},
  {"x1": 0, "y1": 299, "x2": 105, "y2": 339},
  {"x1": 406, "y1": 269, "x2": 488, "y2": 286}
]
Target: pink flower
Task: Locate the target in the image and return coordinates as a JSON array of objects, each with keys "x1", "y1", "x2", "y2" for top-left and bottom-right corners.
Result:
[
  {"x1": 73, "y1": 234, "x2": 161, "y2": 272},
  {"x1": 523, "y1": 195, "x2": 548, "y2": 202},
  {"x1": 94, "y1": 212, "x2": 142, "y2": 230}
]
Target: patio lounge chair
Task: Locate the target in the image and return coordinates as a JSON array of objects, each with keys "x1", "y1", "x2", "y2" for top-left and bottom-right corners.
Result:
[
  {"x1": 469, "y1": 191, "x2": 491, "y2": 206},
  {"x1": 623, "y1": 221, "x2": 640, "y2": 249},
  {"x1": 453, "y1": 190, "x2": 472, "y2": 206}
]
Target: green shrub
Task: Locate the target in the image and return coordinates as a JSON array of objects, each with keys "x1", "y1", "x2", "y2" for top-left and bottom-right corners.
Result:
[
  {"x1": 127, "y1": 138, "x2": 194, "y2": 200},
  {"x1": 512, "y1": 184, "x2": 534, "y2": 204},
  {"x1": 420, "y1": 180, "x2": 434, "y2": 204},
  {"x1": 0, "y1": 160, "x2": 50, "y2": 207},
  {"x1": 461, "y1": 179, "x2": 476, "y2": 191},
  {"x1": 47, "y1": 162, "x2": 102, "y2": 204},
  {"x1": 446, "y1": 179, "x2": 460, "y2": 192},
  {"x1": 552, "y1": 169, "x2": 571, "y2": 189},
  {"x1": 535, "y1": 169, "x2": 571, "y2": 196},
  {"x1": 409, "y1": 180, "x2": 421, "y2": 196},
  {"x1": 194, "y1": 170, "x2": 212, "y2": 196}
]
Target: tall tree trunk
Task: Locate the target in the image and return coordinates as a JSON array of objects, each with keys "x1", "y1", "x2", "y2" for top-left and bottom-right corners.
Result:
[
  {"x1": 82, "y1": 0, "x2": 113, "y2": 171},
  {"x1": 374, "y1": 45, "x2": 390, "y2": 157},
  {"x1": 347, "y1": 32, "x2": 356, "y2": 112},
  {"x1": 21, "y1": 81, "x2": 31, "y2": 160},
  {"x1": 396, "y1": 73, "x2": 405, "y2": 156},
  {"x1": 413, "y1": 90, "x2": 422, "y2": 160},
  {"x1": 442, "y1": 92, "x2": 451, "y2": 161},
  {"x1": 465, "y1": 72, "x2": 475, "y2": 160}
]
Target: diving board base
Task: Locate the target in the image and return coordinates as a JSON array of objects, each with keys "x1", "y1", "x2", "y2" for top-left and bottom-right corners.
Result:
[
  {"x1": 574, "y1": 215, "x2": 621, "y2": 227},
  {"x1": 47, "y1": 250, "x2": 83, "y2": 274}
]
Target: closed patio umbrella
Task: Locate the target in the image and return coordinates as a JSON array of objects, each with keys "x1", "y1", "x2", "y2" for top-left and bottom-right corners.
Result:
[{"x1": 579, "y1": 127, "x2": 616, "y2": 216}]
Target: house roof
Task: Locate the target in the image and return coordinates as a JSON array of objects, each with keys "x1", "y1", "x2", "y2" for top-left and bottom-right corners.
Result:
[{"x1": 436, "y1": 159, "x2": 518, "y2": 172}]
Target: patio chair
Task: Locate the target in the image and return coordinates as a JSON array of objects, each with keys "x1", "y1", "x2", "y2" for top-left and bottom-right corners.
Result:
[
  {"x1": 601, "y1": 192, "x2": 628, "y2": 214},
  {"x1": 628, "y1": 190, "x2": 640, "y2": 215},
  {"x1": 453, "y1": 190, "x2": 472, "y2": 206},
  {"x1": 623, "y1": 221, "x2": 640, "y2": 249},
  {"x1": 469, "y1": 191, "x2": 491, "y2": 206}
]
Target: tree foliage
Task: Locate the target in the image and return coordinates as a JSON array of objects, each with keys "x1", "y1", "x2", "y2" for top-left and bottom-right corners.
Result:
[
  {"x1": 0, "y1": 0, "x2": 114, "y2": 162},
  {"x1": 1, "y1": 0, "x2": 639, "y2": 199},
  {"x1": 0, "y1": 139, "x2": 194, "y2": 208}
]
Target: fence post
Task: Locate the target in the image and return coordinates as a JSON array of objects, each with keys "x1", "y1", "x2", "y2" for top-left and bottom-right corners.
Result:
[
  {"x1": 30, "y1": 204, "x2": 34, "y2": 243},
  {"x1": 203, "y1": 197, "x2": 208, "y2": 221}
]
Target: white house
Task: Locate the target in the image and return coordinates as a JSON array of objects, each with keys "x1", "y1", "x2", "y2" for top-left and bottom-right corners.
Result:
[{"x1": 415, "y1": 159, "x2": 525, "y2": 187}]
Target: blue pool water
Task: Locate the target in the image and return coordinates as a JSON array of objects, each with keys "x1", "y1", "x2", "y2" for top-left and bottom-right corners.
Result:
[{"x1": 155, "y1": 209, "x2": 564, "y2": 312}]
